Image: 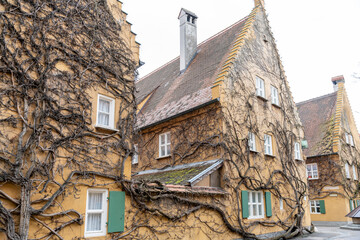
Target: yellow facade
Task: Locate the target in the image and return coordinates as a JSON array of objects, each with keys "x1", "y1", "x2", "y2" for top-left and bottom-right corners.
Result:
[
  {"x1": 131, "y1": 2, "x2": 310, "y2": 239},
  {"x1": 0, "y1": 0, "x2": 139, "y2": 239}
]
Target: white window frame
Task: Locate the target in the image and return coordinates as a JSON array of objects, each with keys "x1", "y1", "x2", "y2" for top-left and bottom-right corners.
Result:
[
  {"x1": 345, "y1": 132, "x2": 349, "y2": 144},
  {"x1": 256, "y1": 76, "x2": 265, "y2": 98},
  {"x1": 84, "y1": 189, "x2": 108, "y2": 238},
  {"x1": 279, "y1": 197, "x2": 283, "y2": 210},
  {"x1": 306, "y1": 163, "x2": 318, "y2": 180},
  {"x1": 248, "y1": 191, "x2": 264, "y2": 219},
  {"x1": 309, "y1": 200, "x2": 321, "y2": 214},
  {"x1": 96, "y1": 94, "x2": 115, "y2": 129},
  {"x1": 264, "y1": 134, "x2": 273, "y2": 156},
  {"x1": 294, "y1": 142, "x2": 301, "y2": 160},
  {"x1": 132, "y1": 144, "x2": 138, "y2": 165},
  {"x1": 349, "y1": 134, "x2": 354, "y2": 146},
  {"x1": 345, "y1": 163, "x2": 351, "y2": 179},
  {"x1": 271, "y1": 85, "x2": 279, "y2": 105},
  {"x1": 159, "y1": 132, "x2": 171, "y2": 157},
  {"x1": 248, "y1": 132, "x2": 256, "y2": 152},
  {"x1": 353, "y1": 165, "x2": 358, "y2": 180}
]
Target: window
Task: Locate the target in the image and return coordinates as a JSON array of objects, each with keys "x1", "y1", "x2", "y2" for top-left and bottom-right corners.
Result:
[
  {"x1": 97, "y1": 95, "x2": 115, "y2": 129},
  {"x1": 159, "y1": 132, "x2": 171, "y2": 157},
  {"x1": 294, "y1": 142, "x2": 301, "y2": 160},
  {"x1": 310, "y1": 200, "x2": 321, "y2": 214},
  {"x1": 256, "y1": 76, "x2": 265, "y2": 98},
  {"x1": 264, "y1": 134, "x2": 273, "y2": 155},
  {"x1": 306, "y1": 163, "x2": 318, "y2": 179},
  {"x1": 132, "y1": 144, "x2": 138, "y2": 165},
  {"x1": 85, "y1": 189, "x2": 108, "y2": 238},
  {"x1": 248, "y1": 191, "x2": 264, "y2": 219},
  {"x1": 248, "y1": 132, "x2": 256, "y2": 151},
  {"x1": 345, "y1": 133, "x2": 354, "y2": 146},
  {"x1": 353, "y1": 165, "x2": 358, "y2": 180},
  {"x1": 345, "y1": 163, "x2": 351, "y2": 179},
  {"x1": 271, "y1": 85, "x2": 279, "y2": 105},
  {"x1": 279, "y1": 197, "x2": 283, "y2": 210},
  {"x1": 349, "y1": 134, "x2": 354, "y2": 146}
]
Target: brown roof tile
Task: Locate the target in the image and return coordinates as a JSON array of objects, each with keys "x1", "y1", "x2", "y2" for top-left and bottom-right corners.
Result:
[
  {"x1": 296, "y1": 92, "x2": 338, "y2": 157},
  {"x1": 136, "y1": 17, "x2": 248, "y2": 128}
]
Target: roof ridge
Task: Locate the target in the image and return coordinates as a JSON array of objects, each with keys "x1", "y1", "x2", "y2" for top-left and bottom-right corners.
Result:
[
  {"x1": 138, "y1": 15, "x2": 250, "y2": 83},
  {"x1": 296, "y1": 92, "x2": 337, "y2": 106}
]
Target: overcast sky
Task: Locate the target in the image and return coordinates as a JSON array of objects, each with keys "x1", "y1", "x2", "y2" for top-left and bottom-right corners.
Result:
[{"x1": 123, "y1": 0, "x2": 360, "y2": 130}]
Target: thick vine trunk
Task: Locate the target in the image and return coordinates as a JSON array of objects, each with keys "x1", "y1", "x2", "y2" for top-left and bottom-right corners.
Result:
[{"x1": 19, "y1": 185, "x2": 31, "y2": 240}]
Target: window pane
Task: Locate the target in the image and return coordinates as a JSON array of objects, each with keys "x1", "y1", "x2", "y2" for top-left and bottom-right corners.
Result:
[
  {"x1": 88, "y1": 193, "x2": 103, "y2": 210},
  {"x1": 166, "y1": 145, "x2": 171, "y2": 155},
  {"x1": 257, "y1": 192, "x2": 262, "y2": 203},
  {"x1": 87, "y1": 213, "x2": 102, "y2": 231},
  {"x1": 98, "y1": 113, "x2": 109, "y2": 126},
  {"x1": 253, "y1": 205, "x2": 257, "y2": 216},
  {"x1": 160, "y1": 135, "x2": 165, "y2": 145},
  {"x1": 258, "y1": 205, "x2": 262, "y2": 215},
  {"x1": 166, "y1": 133, "x2": 170, "y2": 143},
  {"x1": 161, "y1": 146, "x2": 165, "y2": 156},
  {"x1": 252, "y1": 192, "x2": 256, "y2": 203},
  {"x1": 99, "y1": 99, "x2": 110, "y2": 113}
]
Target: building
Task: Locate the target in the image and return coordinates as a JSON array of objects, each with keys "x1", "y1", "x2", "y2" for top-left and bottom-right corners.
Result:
[
  {"x1": 130, "y1": 1, "x2": 311, "y2": 239},
  {"x1": 297, "y1": 76, "x2": 360, "y2": 225},
  {"x1": 0, "y1": 0, "x2": 139, "y2": 239}
]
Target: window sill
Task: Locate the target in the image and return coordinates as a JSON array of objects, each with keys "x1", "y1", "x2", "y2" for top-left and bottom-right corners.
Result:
[
  {"x1": 156, "y1": 155, "x2": 171, "y2": 160},
  {"x1": 95, "y1": 125, "x2": 119, "y2": 132},
  {"x1": 247, "y1": 215, "x2": 265, "y2": 220},
  {"x1": 271, "y1": 103, "x2": 281, "y2": 108},
  {"x1": 250, "y1": 150, "x2": 259, "y2": 153},
  {"x1": 308, "y1": 178, "x2": 319, "y2": 180},
  {"x1": 310, "y1": 212, "x2": 322, "y2": 215},
  {"x1": 256, "y1": 95, "x2": 268, "y2": 102},
  {"x1": 265, "y1": 154, "x2": 275, "y2": 158},
  {"x1": 295, "y1": 158, "x2": 304, "y2": 161}
]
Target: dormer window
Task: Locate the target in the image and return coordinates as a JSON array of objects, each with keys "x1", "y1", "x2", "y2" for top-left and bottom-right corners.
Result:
[{"x1": 159, "y1": 132, "x2": 171, "y2": 157}]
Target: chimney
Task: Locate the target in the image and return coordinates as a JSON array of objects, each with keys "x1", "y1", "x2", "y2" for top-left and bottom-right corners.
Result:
[
  {"x1": 178, "y1": 8, "x2": 198, "y2": 73},
  {"x1": 331, "y1": 75, "x2": 345, "y2": 92}
]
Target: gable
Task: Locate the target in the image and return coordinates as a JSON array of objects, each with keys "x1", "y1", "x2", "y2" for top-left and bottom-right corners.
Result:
[
  {"x1": 296, "y1": 92, "x2": 337, "y2": 157},
  {"x1": 136, "y1": 17, "x2": 248, "y2": 129}
]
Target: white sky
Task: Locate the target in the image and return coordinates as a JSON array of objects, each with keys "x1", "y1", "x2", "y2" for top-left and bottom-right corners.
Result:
[{"x1": 123, "y1": 0, "x2": 360, "y2": 130}]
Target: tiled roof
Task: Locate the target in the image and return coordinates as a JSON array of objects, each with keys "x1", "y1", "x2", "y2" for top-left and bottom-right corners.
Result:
[
  {"x1": 132, "y1": 159, "x2": 223, "y2": 186},
  {"x1": 135, "y1": 16, "x2": 248, "y2": 128},
  {"x1": 296, "y1": 92, "x2": 338, "y2": 157}
]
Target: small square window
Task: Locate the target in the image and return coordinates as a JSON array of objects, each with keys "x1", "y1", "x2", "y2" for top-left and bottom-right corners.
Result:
[
  {"x1": 306, "y1": 163, "x2": 318, "y2": 179},
  {"x1": 132, "y1": 144, "x2": 138, "y2": 165},
  {"x1": 248, "y1": 132, "x2": 256, "y2": 151},
  {"x1": 248, "y1": 191, "x2": 264, "y2": 219},
  {"x1": 85, "y1": 189, "x2": 108, "y2": 238},
  {"x1": 159, "y1": 132, "x2": 171, "y2": 157},
  {"x1": 264, "y1": 134, "x2": 273, "y2": 156},
  {"x1": 256, "y1": 76, "x2": 265, "y2": 98},
  {"x1": 271, "y1": 85, "x2": 279, "y2": 105},
  {"x1": 294, "y1": 142, "x2": 301, "y2": 160},
  {"x1": 97, "y1": 95, "x2": 115, "y2": 129},
  {"x1": 309, "y1": 200, "x2": 321, "y2": 214}
]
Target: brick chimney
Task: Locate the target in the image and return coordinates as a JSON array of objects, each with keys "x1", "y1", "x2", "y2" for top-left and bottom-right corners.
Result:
[
  {"x1": 178, "y1": 8, "x2": 198, "y2": 73},
  {"x1": 331, "y1": 75, "x2": 345, "y2": 92}
]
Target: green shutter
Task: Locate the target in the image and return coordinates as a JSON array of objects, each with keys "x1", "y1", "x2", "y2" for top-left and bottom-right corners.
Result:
[
  {"x1": 319, "y1": 200, "x2": 325, "y2": 214},
  {"x1": 241, "y1": 191, "x2": 249, "y2": 219},
  {"x1": 108, "y1": 191, "x2": 125, "y2": 233},
  {"x1": 265, "y1": 192, "x2": 272, "y2": 217},
  {"x1": 357, "y1": 200, "x2": 360, "y2": 207},
  {"x1": 350, "y1": 199, "x2": 353, "y2": 211}
]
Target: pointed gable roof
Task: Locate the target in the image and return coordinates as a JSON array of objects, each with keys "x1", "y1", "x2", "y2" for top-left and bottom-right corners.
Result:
[
  {"x1": 135, "y1": 15, "x2": 252, "y2": 128},
  {"x1": 296, "y1": 92, "x2": 338, "y2": 157}
]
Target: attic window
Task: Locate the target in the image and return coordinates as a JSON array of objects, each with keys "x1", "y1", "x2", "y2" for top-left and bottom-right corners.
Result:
[{"x1": 187, "y1": 15, "x2": 195, "y2": 24}]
